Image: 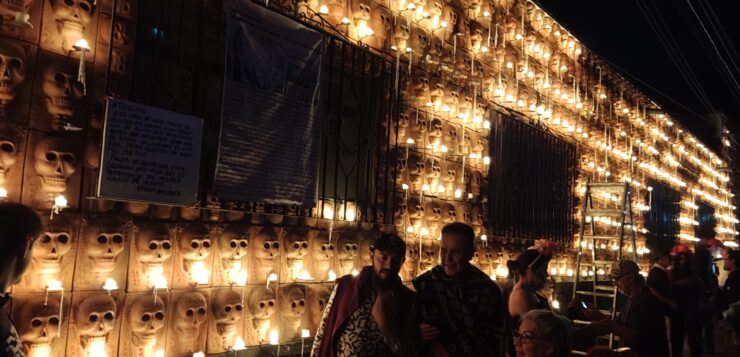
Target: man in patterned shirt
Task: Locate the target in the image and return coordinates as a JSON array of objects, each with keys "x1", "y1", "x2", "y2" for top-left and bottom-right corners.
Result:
[
  {"x1": 311, "y1": 233, "x2": 420, "y2": 357},
  {"x1": 414, "y1": 222, "x2": 509, "y2": 356},
  {"x1": 0, "y1": 203, "x2": 43, "y2": 357}
]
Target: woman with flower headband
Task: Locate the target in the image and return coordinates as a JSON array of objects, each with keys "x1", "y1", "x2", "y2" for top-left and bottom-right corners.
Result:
[{"x1": 508, "y1": 240, "x2": 558, "y2": 321}]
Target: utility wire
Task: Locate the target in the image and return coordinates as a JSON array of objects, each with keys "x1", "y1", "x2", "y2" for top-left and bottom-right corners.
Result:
[
  {"x1": 696, "y1": 0, "x2": 740, "y2": 79},
  {"x1": 672, "y1": 0, "x2": 740, "y2": 103},
  {"x1": 644, "y1": 0, "x2": 718, "y2": 114},
  {"x1": 635, "y1": 0, "x2": 717, "y2": 118},
  {"x1": 685, "y1": 0, "x2": 740, "y2": 101}
]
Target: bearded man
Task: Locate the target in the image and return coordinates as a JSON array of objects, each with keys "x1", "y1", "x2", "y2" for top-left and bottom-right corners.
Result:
[{"x1": 311, "y1": 233, "x2": 420, "y2": 357}]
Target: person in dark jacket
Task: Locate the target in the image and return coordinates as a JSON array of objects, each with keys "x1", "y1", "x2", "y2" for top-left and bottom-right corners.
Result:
[
  {"x1": 414, "y1": 222, "x2": 509, "y2": 357},
  {"x1": 311, "y1": 233, "x2": 420, "y2": 357},
  {"x1": 0, "y1": 203, "x2": 43, "y2": 357}
]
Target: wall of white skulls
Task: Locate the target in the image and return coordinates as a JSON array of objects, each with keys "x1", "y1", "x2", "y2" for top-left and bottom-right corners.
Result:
[{"x1": 1, "y1": 0, "x2": 737, "y2": 355}]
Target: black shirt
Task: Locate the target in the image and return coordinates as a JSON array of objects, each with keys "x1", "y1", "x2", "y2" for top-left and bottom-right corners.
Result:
[
  {"x1": 720, "y1": 270, "x2": 740, "y2": 313},
  {"x1": 647, "y1": 265, "x2": 671, "y2": 315},
  {"x1": 0, "y1": 294, "x2": 24, "y2": 357},
  {"x1": 616, "y1": 288, "x2": 669, "y2": 357}
]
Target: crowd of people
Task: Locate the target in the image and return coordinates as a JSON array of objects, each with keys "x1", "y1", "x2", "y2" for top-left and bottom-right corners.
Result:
[
  {"x1": 2, "y1": 201, "x2": 740, "y2": 357},
  {"x1": 310, "y1": 220, "x2": 740, "y2": 357}
]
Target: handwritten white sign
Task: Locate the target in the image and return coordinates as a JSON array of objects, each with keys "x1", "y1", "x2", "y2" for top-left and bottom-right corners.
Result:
[{"x1": 98, "y1": 98, "x2": 202, "y2": 206}]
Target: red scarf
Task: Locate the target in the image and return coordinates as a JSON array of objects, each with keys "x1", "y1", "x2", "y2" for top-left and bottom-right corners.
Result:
[{"x1": 315, "y1": 266, "x2": 374, "y2": 357}]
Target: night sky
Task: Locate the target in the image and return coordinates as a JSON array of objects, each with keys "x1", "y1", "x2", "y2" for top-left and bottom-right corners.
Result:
[{"x1": 535, "y1": 1, "x2": 740, "y2": 151}]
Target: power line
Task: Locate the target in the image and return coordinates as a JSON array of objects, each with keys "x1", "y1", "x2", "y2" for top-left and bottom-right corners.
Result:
[
  {"x1": 684, "y1": 0, "x2": 740, "y2": 102},
  {"x1": 635, "y1": 0, "x2": 717, "y2": 117}
]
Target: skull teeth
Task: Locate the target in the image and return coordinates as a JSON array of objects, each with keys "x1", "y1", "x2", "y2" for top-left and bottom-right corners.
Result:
[{"x1": 52, "y1": 97, "x2": 73, "y2": 108}]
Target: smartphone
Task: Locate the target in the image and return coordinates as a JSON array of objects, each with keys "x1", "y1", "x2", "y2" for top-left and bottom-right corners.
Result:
[{"x1": 580, "y1": 301, "x2": 588, "y2": 309}]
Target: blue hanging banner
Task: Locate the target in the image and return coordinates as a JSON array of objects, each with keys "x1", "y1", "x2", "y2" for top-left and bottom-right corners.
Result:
[{"x1": 213, "y1": 0, "x2": 322, "y2": 205}]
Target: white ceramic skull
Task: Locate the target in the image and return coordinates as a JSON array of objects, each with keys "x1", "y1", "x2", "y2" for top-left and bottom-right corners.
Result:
[
  {"x1": 0, "y1": 40, "x2": 26, "y2": 114},
  {"x1": 425, "y1": 200, "x2": 441, "y2": 224},
  {"x1": 50, "y1": 0, "x2": 95, "y2": 51},
  {"x1": 173, "y1": 291, "x2": 207, "y2": 339},
  {"x1": 178, "y1": 223, "x2": 211, "y2": 262},
  {"x1": 129, "y1": 295, "x2": 165, "y2": 349},
  {"x1": 33, "y1": 135, "x2": 78, "y2": 194},
  {"x1": 359, "y1": 235, "x2": 374, "y2": 267},
  {"x1": 0, "y1": 125, "x2": 18, "y2": 185},
  {"x1": 211, "y1": 289, "x2": 243, "y2": 338},
  {"x1": 218, "y1": 224, "x2": 248, "y2": 261},
  {"x1": 311, "y1": 231, "x2": 334, "y2": 273},
  {"x1": 136, "y1": 223, "x2": 172, "y2": 267},
  {"x1": 441, "y1": 203, "x2": 456, "y2": 224},
  {"x1": 401, "y1": 238, "x2": 419, "y2": 279},
  {"x1": 279, "y1": 285, "x2": 306, "y2": 319},
  {"x1": 425, "y1": 158, "x2": 441, "y2": 182},
  {"x1": 41, "y1": 62, "x2": 84, "y2": 125},
  {"x1": 337, "y1": 233, "x2": 359, "y2": 274},
  {"x1": 284, "y1": 228, "x2": 309, "y2": 260},
  {"x1": 350, "y1": 0, "x2": 370, "y2": 23},
  {"x1": 407, "y1": 196, "x2": 424, "y2": 223},
  {"x1": 18, "y1": 300, "x2": 61, "y2": 351},
  {"x1": 394, "y1": 196, "x2": 408, "y2": 223},
  {"x1": 307, "y1": 285, "x2": 331, "y2": 327},
  {"x1": 76, "y1": 294, "x2": 116, "y2": 347},
  {"x1": 247, "y1": 287, "x2": 276, "y2": 321},
  {"x1": 419, "y1": 239, "x2": 437, "y2": 272},
  {"x1": 428, "y1": 118, "x2": 443, "y2": 142},
  {"x1": 337, "y1": 234, "x2": 359, "y2": 261},
  {"x1": 31, "y1": 215, "x2": 72, "y2": 272},
  {"x1": 251, "y1": 227, "x2": 280, "y2": 278},
  {"x1": 83, "y1": 216, "x2": 125, "y2": 274}
]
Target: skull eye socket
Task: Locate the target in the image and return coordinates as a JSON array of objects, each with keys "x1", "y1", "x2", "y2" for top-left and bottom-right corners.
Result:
[
  {"x1": 198, "y1": 308, "x2": 206, "y2": 316},
  {"x1": 31, "y1": 319, "x2": 42, "y2": 328},
  {"x1": 291, "y1": 301, "x2": 296, "y2": 308},
  {"x1": 318, "y1": 300, "x2": 325, "y2": 307},
  {"x1": 61, "y1": 154, "x2": 75, "y2": 163},
  {"x1": 186, "y1": 309, "x2": 194, "y2": 317},
  {"x1": 78, "y1": 1, "x2": 91, "y2": 12},
  {"x1": 235, "y1": 304, "x2": 243, "y2": 311},
  {"x1": 229, "y1": 241, "x2": 237, "y2": 248},
  {"x1": 6, "y1": 57, "x2": 22, "y2": 69},
  {"x1": 293, "y1": 242, "x2": 300, "y2": 249},
  {"x1": 302, "y1": 242, "x2": 308, "y2": 248},
  {"x1": 57, "y1": 234, "x2": 70, "y2": 244},
  {"x1": 202, "y1": 240, "x2": 211, "y2": 248},
  {"x1": 53, "y1": 73, "x2": 67, "y2": 84},
  {"x1": 88, "y1": 314, "x2": 98, "y2": 322},
  {"x1": 45, "y1": 152, "x2": 58, "y2": 162},
  {"x1": 162, "y1": 242, "x2": 171, "y2": 250},
  {"x1": 299, "y1": 299, "x2": 305, "y2": 306},
  {"x1": 96, "y1": 235, "x2": 107, "y2": 244},
  {"x1": 271, "y1": 242, "x2": 279, "y2": 249},
  {"x1": 224, "y1": 306, "x2": 232, "y2": 312},
  {"x1": 263, "y1": 242, "x2": 270, "y2": 249},
  {"x1": 268, "y1": 300, "x2": 275, "y2": 307},
  {"x1": 104, "y1": 312, "x2": 114, "y2": 321},
  {"x1": 191, "y1": 241, "x2": 200, "y2": 249},
  {"x1": 259, "y1": 302, "x2": 265, "y2": 308},
  {"x1": 112, "y1": 234, "x2": 123, "y2": 244},
  {"x1": 142, "y1": 314, "x2": 151, "y2": 322},
  {"x1": 49, "y1": 317, "x2": 60, "y2": 325},
  {"x1": 149, "y1": 242, "x2": 158, "y2": 250},
  {"x1": 239, "y1": 240, "x2": 247, "y2": 248},
  {"x1": 155, "y1": 312, "x2": 164, "y2": 320},
  {"x1": 0, "y1": 142, "x2": 15, "y2": 153},
  {"x1": 41, "y1": 234, "x2": 52, "y2": 243}
]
